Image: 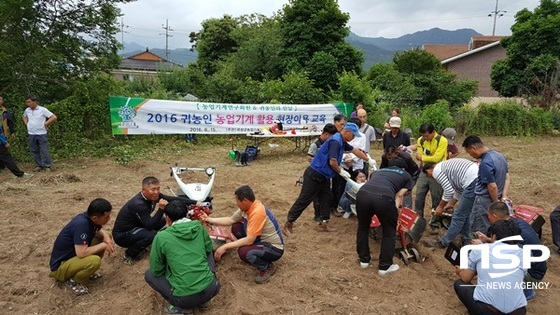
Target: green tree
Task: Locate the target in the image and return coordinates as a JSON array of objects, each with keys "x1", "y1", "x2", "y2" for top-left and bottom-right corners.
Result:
[
  {"x1": 0, "y1": 0, "x2": 129, "y2": 103},
  {"x1": 368, "y1": 49, "x2": 476, "y2": 108},
  {"x1": 225, "y1": 14, "x2": 285, "y2": 81},
  {"x1": 190, "y1": 15, "x2": 240, "y2": 76},
  {"x1": 491, "y1": 0, "x2": 560, "y2": 107},
  {"x1": 279, "y1": 0, "x2": 363, "y2": 91},
  {"x1": 332, "y1": 71, "x2": 375, "y2": 106}
]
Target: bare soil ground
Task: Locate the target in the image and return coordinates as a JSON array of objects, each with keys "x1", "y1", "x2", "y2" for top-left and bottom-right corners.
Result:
[{"x1": 1, "y1": 136, "x2": 559, "y2": 315}]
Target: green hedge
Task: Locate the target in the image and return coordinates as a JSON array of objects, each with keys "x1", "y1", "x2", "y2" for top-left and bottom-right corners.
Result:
[{"x1": 456, "y1": 101, "x2": 554, "y2": 136}]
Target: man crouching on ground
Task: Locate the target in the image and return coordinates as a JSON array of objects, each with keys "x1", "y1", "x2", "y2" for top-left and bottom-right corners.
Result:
[
  {"x1": 49, "y1": 198, "x2": 114, "y2": 295},
  {"x1": 145, "y1": 200, "x2": 220, "y2": 314},
  {"x1": 200, "y1": 185, "x2": 284, "y2": 284}
]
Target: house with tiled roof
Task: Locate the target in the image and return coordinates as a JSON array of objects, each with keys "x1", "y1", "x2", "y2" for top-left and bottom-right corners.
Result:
[
  {"x1": 423, "y1": 36, "x2": 506, "y2": 97},
  {"x1": 112, "y1": 49, "x2": 182, "y2": 81}
]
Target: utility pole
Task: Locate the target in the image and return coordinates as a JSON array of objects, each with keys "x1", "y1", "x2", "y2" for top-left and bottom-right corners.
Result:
[
  {"x1": 488, "y1": 0, "x2": 507, "y2": 36},
  {"x1": 161, "y1": 19, "x2": 174, "y2": 60},
  {"x1": 119, "y1": 18, "x2": 129, "y2": 46}
]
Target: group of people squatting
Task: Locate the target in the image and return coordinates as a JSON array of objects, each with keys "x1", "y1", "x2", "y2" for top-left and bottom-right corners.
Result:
[
  {"x1": 49, "y1": 181, "x2": 284, "y2": 314},
  {"x1": 48, "y1": 108, "x2": 554, "y2": 315}
]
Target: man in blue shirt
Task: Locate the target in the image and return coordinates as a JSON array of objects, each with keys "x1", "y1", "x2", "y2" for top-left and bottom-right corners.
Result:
[
  {"x1": 454, "y1": 219, "x2": 527, "y2": 314},
  {"x1": 49, "y1": 198, "x2": 114, "y2": 295},
  {"x1": 282, "y1": 122, "x2": 374, "y2": 234},
  {"x1": 479, "y1": 201, "x2": 547, "y2": 301},
  {"x1": 462, "y1": 135, "x2": 510, "y2": 235}
]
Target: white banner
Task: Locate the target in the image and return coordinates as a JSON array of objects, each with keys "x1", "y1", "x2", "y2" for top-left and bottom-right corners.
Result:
[{"x1": 109, "y1": 96, "x2": 351, "y2": 135}]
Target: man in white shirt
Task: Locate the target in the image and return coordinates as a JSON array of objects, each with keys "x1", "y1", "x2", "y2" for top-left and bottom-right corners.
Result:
[
  {"x1": 22, "y1": 95, "x2": 57, "y2": 172},
  {"x1": 356, "y1": 109, "x2": 376, "y2": 153}
]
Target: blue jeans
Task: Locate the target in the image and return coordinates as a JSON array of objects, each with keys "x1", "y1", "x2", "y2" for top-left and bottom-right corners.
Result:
[
  {"x1": 403, "y1": 178, "x2": 417, "y2": 209},
  {"x1": 440, "y1": 180, "x2": 476, "y2": 246},
  {"x1": 28, "y1": 134, "x2": 52, "y2": 168},
  {"x1": 470, "y1": 195, "x2": 493, "y2": 235},
  {"x1": 338, "y1": 193, "x2": 352, "y2": 213}
]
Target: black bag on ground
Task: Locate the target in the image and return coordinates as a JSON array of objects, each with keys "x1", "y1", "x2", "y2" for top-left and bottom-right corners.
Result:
[{"x1": 244, "y1": 145, "x2": 260, "y2": 162}]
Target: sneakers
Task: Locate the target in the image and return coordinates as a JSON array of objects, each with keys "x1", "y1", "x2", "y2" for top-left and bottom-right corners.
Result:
[
  {"x1": 19, "y1": 173, "x2": 33, "y2": 178},
  {"x1": 315, "y1": 221, "x2": 336, "y2": 232},
  {"x1": 378, "y1": 264, "x2": 400, "y2": 276},
  {"x1": 343, "y1": 212, "x2": 351, "y2": 219},
  {"x1": 429, "y1": 226, "x2": 439, "y2": 235},
  {"x1": 44, "y1": 167, "x2": 51, "y2": 172},
  {"x1": 255, "y1": 265, "x2": 277, "y2": 284},
  {"x1": 33, "y1": 166, "x2": 43, "y2": 172},
  {"x1": 282, "y1": 222, "x2": 294, "y2": 236},
  {"x1": 165, "y1": 305, "x2": 193, "y2": 314},
  {"x1": 424, "y1": 238, "x2": 446, "y2": 249},
  {"x1": 360, "y1": 261, "x2": 370, "y2": 268},
  {"x1": 123, "y1": 254, "x2": 140, "y2": 265},
  {"x1": 89, "y1": 273, "x2": 103, "y2": 281}
]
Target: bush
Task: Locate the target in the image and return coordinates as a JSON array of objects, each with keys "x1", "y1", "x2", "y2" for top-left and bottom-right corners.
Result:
[
  {"x1": 456, "y1": 101, "x2": 554, "y2": 136},
  {"x1": 418, "y1": 100, "x2": 454, "y2": 132}
]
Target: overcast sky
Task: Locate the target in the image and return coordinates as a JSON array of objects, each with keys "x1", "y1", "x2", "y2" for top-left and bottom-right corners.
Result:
[{"x1": 117, "y1": 0, "x2": 541, "y2": 49}]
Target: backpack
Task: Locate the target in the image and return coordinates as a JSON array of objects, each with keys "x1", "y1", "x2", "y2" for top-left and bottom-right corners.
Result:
[{"x1": 420, "y1": 134, "x2": 441, "y2": 152}]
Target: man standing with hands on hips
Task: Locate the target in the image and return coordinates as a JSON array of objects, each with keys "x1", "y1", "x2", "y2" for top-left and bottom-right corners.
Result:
[{"x1": 22, "y1": 95, "x2": 57, "y2": 172}]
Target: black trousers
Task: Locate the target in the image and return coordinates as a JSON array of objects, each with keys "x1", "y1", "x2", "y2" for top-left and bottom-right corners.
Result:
[
  {"x1": 331, "y1": 172, "x2": 346, "y2": 208},
  {"x1": 356, "y1": 191, "x2": 397, "y2": 270},
  {"x1": 145, "y1": 252, "x2": 220, "y2": 310},
  {"x1": 454, "y1": 280, "x2": 526, "y2": 315},
  {"x1": 287, "y1": 167, "x2": 333, "y2": 222},
  {"x1": 551, "y1": 205, "x2": 560, "y2": 249},
  {"x1": 0, "y1": 144, "x2": 24, "y2": 177},
  {"x1": 114, "y1": 227, "x2": 157, "y2": 259}
]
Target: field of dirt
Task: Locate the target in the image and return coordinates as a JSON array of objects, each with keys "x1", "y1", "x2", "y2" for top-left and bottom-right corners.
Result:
[{"x1": 1, "y1": 135, "x2": 559, "y2": 314}]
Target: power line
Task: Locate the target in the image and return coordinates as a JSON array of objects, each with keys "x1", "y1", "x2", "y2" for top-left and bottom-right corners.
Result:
[
  {"x1": 119, "y1": 18, "x2": 129, "y2": 46},
  {"x1": 488, "y1": 0, "x2": 507, "y2": 36},
  {"x1": 161, "y1": 19, "x2": 174, "y2": 60}
]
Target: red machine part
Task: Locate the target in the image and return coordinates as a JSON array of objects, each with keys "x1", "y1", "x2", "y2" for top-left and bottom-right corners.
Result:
[{"x1": 187, "y1": 204, "x2": 211, "y2": 221}]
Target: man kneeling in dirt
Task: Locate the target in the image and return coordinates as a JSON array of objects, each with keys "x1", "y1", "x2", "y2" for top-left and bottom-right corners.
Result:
[
  {"x1": 113, "y1": 176, "x2": 199, "y2": 264},
  {"x1": 200, "y1": 185, "x2": 284, "y2": 284},
  {"x1": 49, "y1": 198, "x2": 114, "y2": 295},
  {"x1": 145, "y1": 200, "x2": 220, "y2": 314}
]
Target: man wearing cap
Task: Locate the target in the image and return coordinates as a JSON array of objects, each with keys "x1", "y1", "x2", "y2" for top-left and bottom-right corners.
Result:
[
  {"x1": 307, "y1": 123, "x2": 338, "y2": 222},
  {"x1": 442, "y1": 128, "x2": 460, "y2": 159},
  {"x1": 356, "y1": 157, "x2": 413, "y2": 276},
  {"x1": 282, "y1": 122, "x2": 375, "y2": 234},
  {"x1": 382, "y1": 116, "x2": 410, "y2": 150}
]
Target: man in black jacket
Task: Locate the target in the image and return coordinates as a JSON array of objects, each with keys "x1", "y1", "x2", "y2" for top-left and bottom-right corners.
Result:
[{"x1": 113, "y1": 176, "x2": 199, "y2": 264}]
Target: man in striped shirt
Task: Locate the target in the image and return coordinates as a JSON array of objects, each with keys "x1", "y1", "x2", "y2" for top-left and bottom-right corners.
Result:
[{"x1": 421, "y1": 158, "x2": 479, "y2": 248}]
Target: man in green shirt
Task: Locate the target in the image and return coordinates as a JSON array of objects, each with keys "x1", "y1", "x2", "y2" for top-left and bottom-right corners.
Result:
[{"x1": 145, "y1": 200, "x2": 220, "y2": 314}]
